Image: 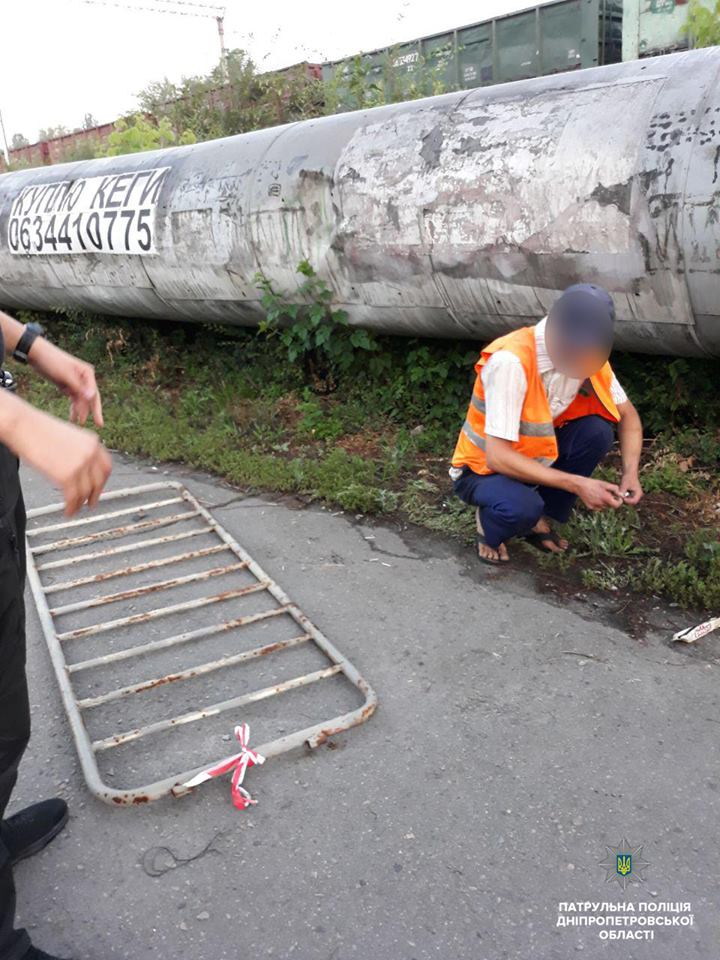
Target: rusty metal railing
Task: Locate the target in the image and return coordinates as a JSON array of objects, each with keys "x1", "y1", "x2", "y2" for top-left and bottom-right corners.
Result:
[{"x1": 26, "y1": 481, "x2": 377, "y2": 806}]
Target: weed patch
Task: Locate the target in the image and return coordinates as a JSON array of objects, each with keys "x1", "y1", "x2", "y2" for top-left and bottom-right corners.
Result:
[{"x1": 11, "y1": 304, "x2": 720, "y2": 613}]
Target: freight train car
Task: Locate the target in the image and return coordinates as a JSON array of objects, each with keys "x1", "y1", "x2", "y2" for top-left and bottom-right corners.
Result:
[{"x1": 322, "y1": 0, "x2": 624, "y2": 107}]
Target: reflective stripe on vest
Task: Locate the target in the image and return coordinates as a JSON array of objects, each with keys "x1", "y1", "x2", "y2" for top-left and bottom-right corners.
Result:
[
  {"x1": 461, "y1": 419, "x2": 485, "y2": 449},
  {"x1": 451, "y1": 324, "x2": 619, "y2": 476},
  {"x1": 469, "y1": 395, "x2": 555, "y2": 439},
  {"x1": 462, "y1": 414, "x2": 555, "y2": 467}
]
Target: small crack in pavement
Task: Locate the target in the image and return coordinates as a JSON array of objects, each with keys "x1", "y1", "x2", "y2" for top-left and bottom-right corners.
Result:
[
  {"x1": 201, "y1": 496, "x2": 281, "y2": 511},
  {"x1": 350, "y1": 519, "x2": 423, "y2": 561}
]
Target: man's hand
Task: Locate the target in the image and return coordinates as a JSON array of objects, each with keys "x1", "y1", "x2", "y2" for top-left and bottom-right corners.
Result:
[
  {"x1": 4, "y1": 399, "x2": 111, "y2": 516},
  {"x1": 616, "y1": 399, "x2": 643, "y2": 506},
  {"x1": 21, "y1": 414, "x2": 111, "y2": 516},
  {"x1": 576, "y1": 477, "x2": 625, "y2": 511},
  {"x1": 619, "y1": 472, "x2": 644, "y2": 506},
  {"x1": 29, "y1": 339, "x2": 103, "y2": 427}
]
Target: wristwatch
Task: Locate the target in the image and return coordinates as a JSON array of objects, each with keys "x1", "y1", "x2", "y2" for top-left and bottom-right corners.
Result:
[{"x1": 12, "y1": 321, "x2": 44, "y2": 363}]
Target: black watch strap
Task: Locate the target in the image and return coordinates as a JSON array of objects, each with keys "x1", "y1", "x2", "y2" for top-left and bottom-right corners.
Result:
[{"x1": 13, "y1": 322, "x2": 44, "y2": 364}]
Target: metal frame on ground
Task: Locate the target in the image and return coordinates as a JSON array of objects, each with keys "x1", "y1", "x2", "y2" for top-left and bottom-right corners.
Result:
[{"x1": 25, "y1": 481, "x2": 377, "y2": 806}]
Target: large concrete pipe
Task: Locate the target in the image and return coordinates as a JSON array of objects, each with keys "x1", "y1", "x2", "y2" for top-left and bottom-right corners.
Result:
[{"x1": 0, "y1": 48, "x2": 718, "y2": 356}]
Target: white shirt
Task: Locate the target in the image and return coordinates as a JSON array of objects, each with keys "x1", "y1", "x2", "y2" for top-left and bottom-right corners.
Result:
[
  {"x1": 482, "y1": 318, "x2": 627, "y2": 441},
  {"x1": 450, "y1": 319, "x2": 627, "y2": 477}
]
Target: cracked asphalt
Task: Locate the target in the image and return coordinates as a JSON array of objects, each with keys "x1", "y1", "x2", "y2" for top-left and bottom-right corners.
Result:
[{"x1": 11, "y1": 454, "x2": 720, "y2": 960}]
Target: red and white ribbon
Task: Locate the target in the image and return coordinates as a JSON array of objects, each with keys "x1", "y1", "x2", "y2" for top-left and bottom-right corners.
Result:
[
  {"x1": 182, "y1": 723, "x2": 265, "y2": 809},
  {"x1": 673, "y1": 616, "x2": 720, "y2": 644}
]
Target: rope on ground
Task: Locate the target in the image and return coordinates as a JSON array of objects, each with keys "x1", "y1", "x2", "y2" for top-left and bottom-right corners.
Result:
[{"x1": 141, "y1": 830, "x2": 227, "y2": 877}]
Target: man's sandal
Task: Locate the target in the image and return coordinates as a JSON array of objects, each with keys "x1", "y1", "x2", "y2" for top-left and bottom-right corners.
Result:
[
  {"x1": 475, "y1": 521, "x2": 508, "y2": 566},
  {"x1": 475, "y1": 531, "x2": 502, "y2": 566},
  {"x1": 523, "y1": 528, "x2": 565, "y2": 554}
]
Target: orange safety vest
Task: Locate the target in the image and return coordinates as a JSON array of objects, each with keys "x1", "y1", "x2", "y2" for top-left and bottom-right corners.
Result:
[{"x1": 451, "y1": 326, "x2": 620, "y2": 476}]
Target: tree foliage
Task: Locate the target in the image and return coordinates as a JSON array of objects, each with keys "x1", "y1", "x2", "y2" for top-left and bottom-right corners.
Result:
[
  {"x1": 104, "y1": 114, "x2": 195, "y2": 156},
  {"x1": 20, "y1": 43, "x2": 448, "y2": 166},
  {"x1": 324, "y1": 48, "x2": 448, "y2": 114},
  {"x1": 685, "y1": 0, "x2": 720, "y2": 47},
  {"x1": 138, "y1": 49, "x2": 325, "y2": 143},
  {"x1": 37, "y1": 124, "x2": 69, "y2": 141}
]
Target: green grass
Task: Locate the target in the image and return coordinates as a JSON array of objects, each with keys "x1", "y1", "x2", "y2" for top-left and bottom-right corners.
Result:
[
  {"x1": 634, "y1": 531, "x2": 720, "y2": 609},
  {"x1": 641, "y1": 462, "x2": 694, "y2": 497},
  {"x1": 14, "y1": 309, "x2": 720, "y2": 613},
  {"x1": 561, "y1": 508, "x2": 649, "y2": 559}
]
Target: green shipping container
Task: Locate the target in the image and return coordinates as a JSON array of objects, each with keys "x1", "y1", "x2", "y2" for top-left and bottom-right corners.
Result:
[{"x1": 322, "y1": 0, "x2": 624, "y2": 110}]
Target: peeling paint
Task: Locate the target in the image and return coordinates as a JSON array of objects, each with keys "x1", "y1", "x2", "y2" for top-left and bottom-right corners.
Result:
[
  {"x1": 589, "y1": 181, "x2": 633, "y2": 217},
  {"x1": 0, "y1": 49, "x2": 718, "y2": 355},
  {"x1": 419, "y1": 125, "x2": 444, "y2": 168}
]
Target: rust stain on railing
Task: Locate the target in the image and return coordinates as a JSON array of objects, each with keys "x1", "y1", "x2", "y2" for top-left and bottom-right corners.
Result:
[{"x1": 26, "y1": 481, "x2": 377, "y2": 806}]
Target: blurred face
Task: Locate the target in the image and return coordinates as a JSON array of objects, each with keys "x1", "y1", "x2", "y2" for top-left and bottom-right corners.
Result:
[{"x1": 545, "y1": 317, "x2": 610, "y2": 379}]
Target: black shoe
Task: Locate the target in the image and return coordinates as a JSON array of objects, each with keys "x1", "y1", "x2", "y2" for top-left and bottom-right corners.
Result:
[
  {"x1": 23, "y1": 948, "x2": 72, "y2": 960},
  {"x1": 2, "y1": 799, "x2": 69, "y2": 865}
]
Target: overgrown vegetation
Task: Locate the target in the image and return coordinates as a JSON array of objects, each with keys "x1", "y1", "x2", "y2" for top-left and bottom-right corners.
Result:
[
  {"x1": 5, "y1": 50, "x2": 328, "y2": 170},
  {"x1": 138, "y1": 51, "x2": 325, "y2": 145},
  {"x1": 14, "y1": 276, "x2": 720, "y2": 614},
  {"x1": 5, "y1": 41, "x2": 448, "y2": 170},
  {"x1": 323, "y1": 50, "x2": 448, "y2": 113},
  {"x1": 7, "y1": 0, "x2": 719, "y2": 170},
  {"x1": 255, "y1": 261, "x2": 378, "y2": 392},
  {"x1": 104, "y1": 115, "x2": 196, "y2": 156},
  {"x1": 685, "y1": 0, "x2": 720, "y2": 47}
]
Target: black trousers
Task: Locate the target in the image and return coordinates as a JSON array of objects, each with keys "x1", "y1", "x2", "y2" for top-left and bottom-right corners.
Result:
[{"x1": 0, "y1": 480, "x2": 30, "y2": 960}]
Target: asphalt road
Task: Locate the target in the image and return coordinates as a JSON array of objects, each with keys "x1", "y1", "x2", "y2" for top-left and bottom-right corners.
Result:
[{"x1": 12, "y1": 454, "x2": 720, "y2": 960}]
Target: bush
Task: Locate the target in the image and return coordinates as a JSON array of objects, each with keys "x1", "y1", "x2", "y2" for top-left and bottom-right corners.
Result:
[
  {"x1": 634, "y1": 529, "x2": 720, "y2": 609},
  {"x1": 685, "y1": 0, "x2": 720, "y2": 46},
  {"x1": 255, "y1": 261, "x2": 378, "y2": 392},
  {"x1": 611, "y1": 355, "x2": 720, "y2": 435},
  {"x1": 104, "y1": 115, "x2": 195, "y2": 156},
  {"x1": 661, "y1": 427, "x2": 720, "y2": 470}
]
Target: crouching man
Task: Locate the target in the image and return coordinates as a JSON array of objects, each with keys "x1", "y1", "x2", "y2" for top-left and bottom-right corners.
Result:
[{"x1": 450, "y1": 284, "x2": 644, "y2": 565}]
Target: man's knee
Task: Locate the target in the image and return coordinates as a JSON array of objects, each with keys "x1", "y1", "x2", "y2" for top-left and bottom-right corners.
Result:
[
  {"x1": 560, "y1": 415, "x2": 614, "y2": 462},
  {"x1": 494, "y1": 488, "x2": 544, "y2": 531},
  {"x1": 582, "y1": 415, "x2": 615, "y2": 453}
]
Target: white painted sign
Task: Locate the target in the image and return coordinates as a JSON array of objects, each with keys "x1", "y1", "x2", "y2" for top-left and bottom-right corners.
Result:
[{"x1": 7, "y1": 166, "x2": 170, "y2": 256}]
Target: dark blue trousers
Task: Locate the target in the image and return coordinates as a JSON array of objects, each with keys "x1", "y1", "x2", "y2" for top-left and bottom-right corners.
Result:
[{"x1": 453, "y1": 415, "x2": 615, "y2": 549}]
